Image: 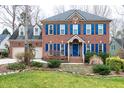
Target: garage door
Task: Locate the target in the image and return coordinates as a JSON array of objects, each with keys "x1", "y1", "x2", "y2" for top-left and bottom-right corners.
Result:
[
  {"x1": 12, "y1": 47, "x2": 42, "y2": 59},
  {"x1": 12, "y1": 47, "x2": 24, "y2": 58},
  {"x1": 34, "y1": 47, "x2": 42, "y2": 59}
]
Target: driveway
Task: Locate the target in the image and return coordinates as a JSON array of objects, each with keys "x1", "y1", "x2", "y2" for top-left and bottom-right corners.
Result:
[
  {"x1": 0, "y1": 58, "x2": 48, "y2": 65},
  {"x1": 0, "y1": 58, "x2": 17, "y2": 65}
]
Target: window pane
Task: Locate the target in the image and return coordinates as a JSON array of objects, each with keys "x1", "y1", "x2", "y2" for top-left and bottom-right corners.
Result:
[
  {"x1": 49, "y1": 44, "x2": 53, "y2": 55},
  {"x1": 99, "y1": 44, "x2": 102, "y2": 52},
  {"x1": 61, "y1": 44, "x2": 64, "y2": 56},
  {"x1": 48, "y1": 24, "x2": 53, "y2": 34},
  {"x1": 87, "y1": 44, "x2": 90, "y2": 52},
  {"x1": 73, "y1": 24, "x2": 78, "y2": 35},
  {"x1": 60, "y1": 24, "x2": 65, "y2": 35},
  {"x1": 98, "y1": 24, "x2": 103, "y2": 35},
  {"x1": 86, "y1": 24, "x2": 91, "y2": 34}
]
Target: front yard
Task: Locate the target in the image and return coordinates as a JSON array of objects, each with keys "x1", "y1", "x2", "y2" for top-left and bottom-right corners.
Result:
[{"x1": 0, "y1": 70, "x2": 124, "y2": 88}]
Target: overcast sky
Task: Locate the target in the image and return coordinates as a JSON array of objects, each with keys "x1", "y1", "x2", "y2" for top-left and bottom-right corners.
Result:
[{"x1": 0, "y1": 5, "x2": 124, "y2": 34}]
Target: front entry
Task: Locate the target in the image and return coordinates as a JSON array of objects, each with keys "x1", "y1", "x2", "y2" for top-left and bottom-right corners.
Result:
[{"x1": 73, "y1": 44, "x2": 79, "y2": 56}]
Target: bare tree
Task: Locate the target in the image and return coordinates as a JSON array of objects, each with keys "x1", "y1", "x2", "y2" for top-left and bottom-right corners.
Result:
[
  {"x1": 53, "y1": 5, "x2": 65, "y2": 14},
  {"x1": 92, "y1": 5, "x2": 112, "y2": 18},
  {"x1": 70, "y1": 5, "x2": 90, "y2": 12}
]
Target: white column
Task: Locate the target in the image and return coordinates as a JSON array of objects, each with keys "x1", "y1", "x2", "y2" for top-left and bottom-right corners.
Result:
[
  {"x1": 68, "y1": 42, "x2": 70, "y2": 62},
  {"x1": 82, "y1": 42, "x2": 84, "y2": 63}
]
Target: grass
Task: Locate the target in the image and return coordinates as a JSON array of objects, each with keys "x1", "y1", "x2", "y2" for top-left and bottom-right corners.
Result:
[{"x1": 0, "y1": 70, "x2": 124, "y2": 88}]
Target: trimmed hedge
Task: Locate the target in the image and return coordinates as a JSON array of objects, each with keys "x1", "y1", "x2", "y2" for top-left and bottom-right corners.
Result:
[
  {"x1": 31, "y1": 61, "x2": 43, "y2": 67},
  {"x1": 106, "y1": 56, "x2": 124, "y2": 73},
  {"x1": 8, "y1": 63, "x2": 26, "y2": 70},
  {"x1": 48, "y1": 60, "x2": 61, "y2": 68},
  {"x1": 93, "y1": 64, "x2": 111, "y2": 75}
]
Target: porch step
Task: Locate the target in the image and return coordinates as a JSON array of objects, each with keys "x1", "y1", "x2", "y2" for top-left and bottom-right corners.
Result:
[
  {"x1": 69, "y1": 57, "x2": 83, "y2": 63},
  {"x1": 60, "y1": 63, "x2": 92, "y2": 74}
]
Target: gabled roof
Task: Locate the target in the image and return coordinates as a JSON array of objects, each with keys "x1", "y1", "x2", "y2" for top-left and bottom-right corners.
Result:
[
  {"x1": 9, "y1": 24, "x2": 42, "y2": 40},
  {"x1": 0, "y1": 34, "x2": 8, "y2": 43},
  {"x1": 43, "y1": 9, "x2": 111, "y2": 21}
]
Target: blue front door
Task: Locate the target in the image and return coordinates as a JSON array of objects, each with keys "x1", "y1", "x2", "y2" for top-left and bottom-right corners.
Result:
[{"x1": 73, "y1": 44, "x2": 79, "y2": 56}]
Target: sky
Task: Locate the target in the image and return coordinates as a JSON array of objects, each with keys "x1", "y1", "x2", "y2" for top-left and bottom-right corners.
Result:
[{"x1": 0, "y1": 0, "x2": 124, "y2": 34}]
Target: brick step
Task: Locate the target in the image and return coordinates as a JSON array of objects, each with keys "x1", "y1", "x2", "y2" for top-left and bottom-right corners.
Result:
[{"x1": 69, "y1": 57, "x2": 83, "y2": 63}]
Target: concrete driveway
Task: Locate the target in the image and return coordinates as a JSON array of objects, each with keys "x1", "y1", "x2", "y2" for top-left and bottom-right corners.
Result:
[
  {"x1": 0, "y1": 58, "x2": 17, "y2": 65},
  {"x1": 0, "y1": 58, "x2": 48, "y2": 65}
]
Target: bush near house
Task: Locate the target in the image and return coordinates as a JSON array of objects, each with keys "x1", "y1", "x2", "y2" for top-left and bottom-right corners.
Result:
[
  {"x1": 48, "y1": 60, "x2": 61, "y2": 68},
  {"x1": 31, "y1": 61, "x2": 43, "y2": 67},
  {"x1": 92, "y1": 64, "x2": 111, "y2": 75},
  {"x1": 106, "y1": 56, "x2": 124, "y2": 73},
  {"x1": 7, "y1": 63, "x2": 26, "y2": 70}
]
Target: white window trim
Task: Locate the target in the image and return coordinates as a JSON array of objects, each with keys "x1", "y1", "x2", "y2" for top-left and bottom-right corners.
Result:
[
  {"x1": 60, "y1": 24, "x2": 65, "y2": 35},
  {"x1": 86, "y1": 44, "x2": 91, "y2": 53},
  {"x1": 73, "y1": 24, "x2": 78, "y2": 35},
  {"x1": 86, "y1": 24, "x2": 91, "y2": 35},
  {"x1": 60, "y1": 44, "x2": 65, "y2": 56},
  {"x1": 98, "y1": 24, "x2": 104, "y2": 35},
  {"x1": 98, "y1": 43, "x2": 103, "y2": 53},
  {"x1": 48, "y1": 24, "x2": 54, "y2": 35}
]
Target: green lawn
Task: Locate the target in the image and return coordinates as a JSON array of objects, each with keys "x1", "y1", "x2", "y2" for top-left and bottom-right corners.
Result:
[{"x1": 0, "y1": 71, "x2": 124, "y2": 88}]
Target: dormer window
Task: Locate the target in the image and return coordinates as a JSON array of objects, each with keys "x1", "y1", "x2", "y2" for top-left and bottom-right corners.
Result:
[
  {"x1": 34, "y1": 27, "x2": 39, "y2": 35},
  {"x1": 19, "y1": 26, "x2": 25, "y2": 36}
]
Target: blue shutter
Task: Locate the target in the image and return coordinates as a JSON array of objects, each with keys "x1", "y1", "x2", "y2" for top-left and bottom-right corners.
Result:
[
  {"x1": 70, "y1": 24, "x2": 73, "y2": 34},
  {"x1": 65, "y1": 24, "x2": 68, "y2": 34},
  {"x1": 45, "y1": 24, "x2": 48, "y2": 35},
  {"x1": 104, "y1": 24, "x2": 106, "y2": 35},
  {"x1": 91, "y1": 44, "x2": 94, "y2": 53},
  {"x1": 64, "y1": 44, "x2": 68, "y2": 56},
  {"x1": 54, "y1": 24, "x2": 56, "y2": 35},
  {"x1": 96, "y1": 44, "x2": 98, "y2": 54},
  {"x1": 83, "y1": 24, "x2": 86, "y2": 35},
  {"x1": 57, "y1": 24, "x2": 60, "y2": 35},
  {"x1": 78, "y1": 24, "x2": 81, "y2": 34},
  {"x1": 103, "y1": 43, "x2": 106, "y2": 54},
  {"x1": 96, "y1": 24, "x2": 98, "y2": 34},
  {"x1": 54, "y1": 44, "x2": 56, "y2": 51},
  {"x1": 45, "y1": 43, "x2": 48, "y2": 52},
  {"x1": 91, "y1": 24, "x2": 94, "y2": 35},
  {"x1": 57, "y1": 44, "x2": 60, "y2": 51},
  {"x1": 84, "y1": 43, "x2": 86, "y2": 55}
]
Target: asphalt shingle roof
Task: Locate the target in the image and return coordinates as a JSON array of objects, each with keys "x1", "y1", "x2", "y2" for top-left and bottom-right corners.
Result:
[
  {"x1": 9, "y1": 25, "x2": 42, "y2": 40},
  {"x1": 0, "y1": 34, "x2": 8, "y2": 43},
  {"x1": 44, "y1": 9, "x2": 111, "y2": 21}
]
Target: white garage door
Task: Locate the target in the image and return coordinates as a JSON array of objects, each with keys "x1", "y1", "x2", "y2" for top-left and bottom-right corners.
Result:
[
  {"x1": 34, "y1": 47, "x2": 42, "y2": 59},
  {"x1": 12, "y1": 47, "x2": 24, "y2": 58},
  {"x1": 12, "y1": 47, "x2": 42, "y2": 59}
]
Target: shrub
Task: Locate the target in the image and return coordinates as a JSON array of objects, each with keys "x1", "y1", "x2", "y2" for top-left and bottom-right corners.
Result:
[
  {"x1": 93, "y1": 64, "x2": 111, "y2": 75},
  {"x1": 1, "y1": 49, "x2": 8, "y2": 58},
  {"x1": 106, "y1": 56, "x2": 124, "y2": 73},
  {"x1": 8, "y1": 63, "x2": 26, "y2": 70},
  {"x1": 85, "y1": 52, "x2": 96, "y2": 63},
  {"x1": 48, "y1": 60, "x2": 61, "y2": 68},
  {"x1": 31, "y1": 61, "x2": 43, "y2": 67},
  {"x1": 98, "y1": 52, "x2": 109, "y2": 64}
]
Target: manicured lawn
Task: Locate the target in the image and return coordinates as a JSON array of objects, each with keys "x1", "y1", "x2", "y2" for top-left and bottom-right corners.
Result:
[{"x1": 0, "y1": 71, "x2": 124, "y2": 88}]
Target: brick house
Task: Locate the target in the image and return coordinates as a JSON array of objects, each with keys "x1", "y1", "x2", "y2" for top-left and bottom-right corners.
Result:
[
  {"x1": 41, "y1": 9, "x2": 111, "y2": 63},
  {"x1": 9, "y1": 23, "x2": 42, "y2": 58}
]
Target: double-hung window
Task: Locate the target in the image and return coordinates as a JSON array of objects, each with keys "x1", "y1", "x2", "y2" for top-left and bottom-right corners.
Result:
[
  {"x1": 73, "y1": 24, "x2": 78, "y2": 35},
  {"x1": 60, "y1": 24, "x2": 65, "y2": 35},
  {"x1": 87, "y1": 44, "x2": 91, "y2": 52},
  {"x1": 60, "y1": 44, "x2": 65, "y2": 56},
  {"x1": 98, "y1": 24, "x2": 103, "y2": 35},
  {"x1": 86, "y1": 24, "x2": 91, "y2": 35},
  {"x1": 49, "y1": 43, "x2": 53, "y2": 56},
  {"x1": 48, "y1": 24, "x2": 54, "y2": 35},
  {"x1": 99, "y1": 44, "x2": 103, "y2": 53}
]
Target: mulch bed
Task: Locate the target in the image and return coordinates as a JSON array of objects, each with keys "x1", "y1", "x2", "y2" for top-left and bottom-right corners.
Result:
[{"x1": 0, "y1": 64, "x2": 12, "y2": 73}]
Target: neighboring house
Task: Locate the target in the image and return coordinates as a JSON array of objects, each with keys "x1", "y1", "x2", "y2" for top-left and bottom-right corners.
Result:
[
  {"x1": 0, "y1": 34, "x2": 10, "y2": 53},
  {"x1": 9, "y1": 23, "x2": 42, "y2": 58},
  {"x1": 41, "y1": 9, "x2": 111, "y2": 63},
  {"x1": 110, "y1": 37, "x2": 124, "y2": 56}
]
